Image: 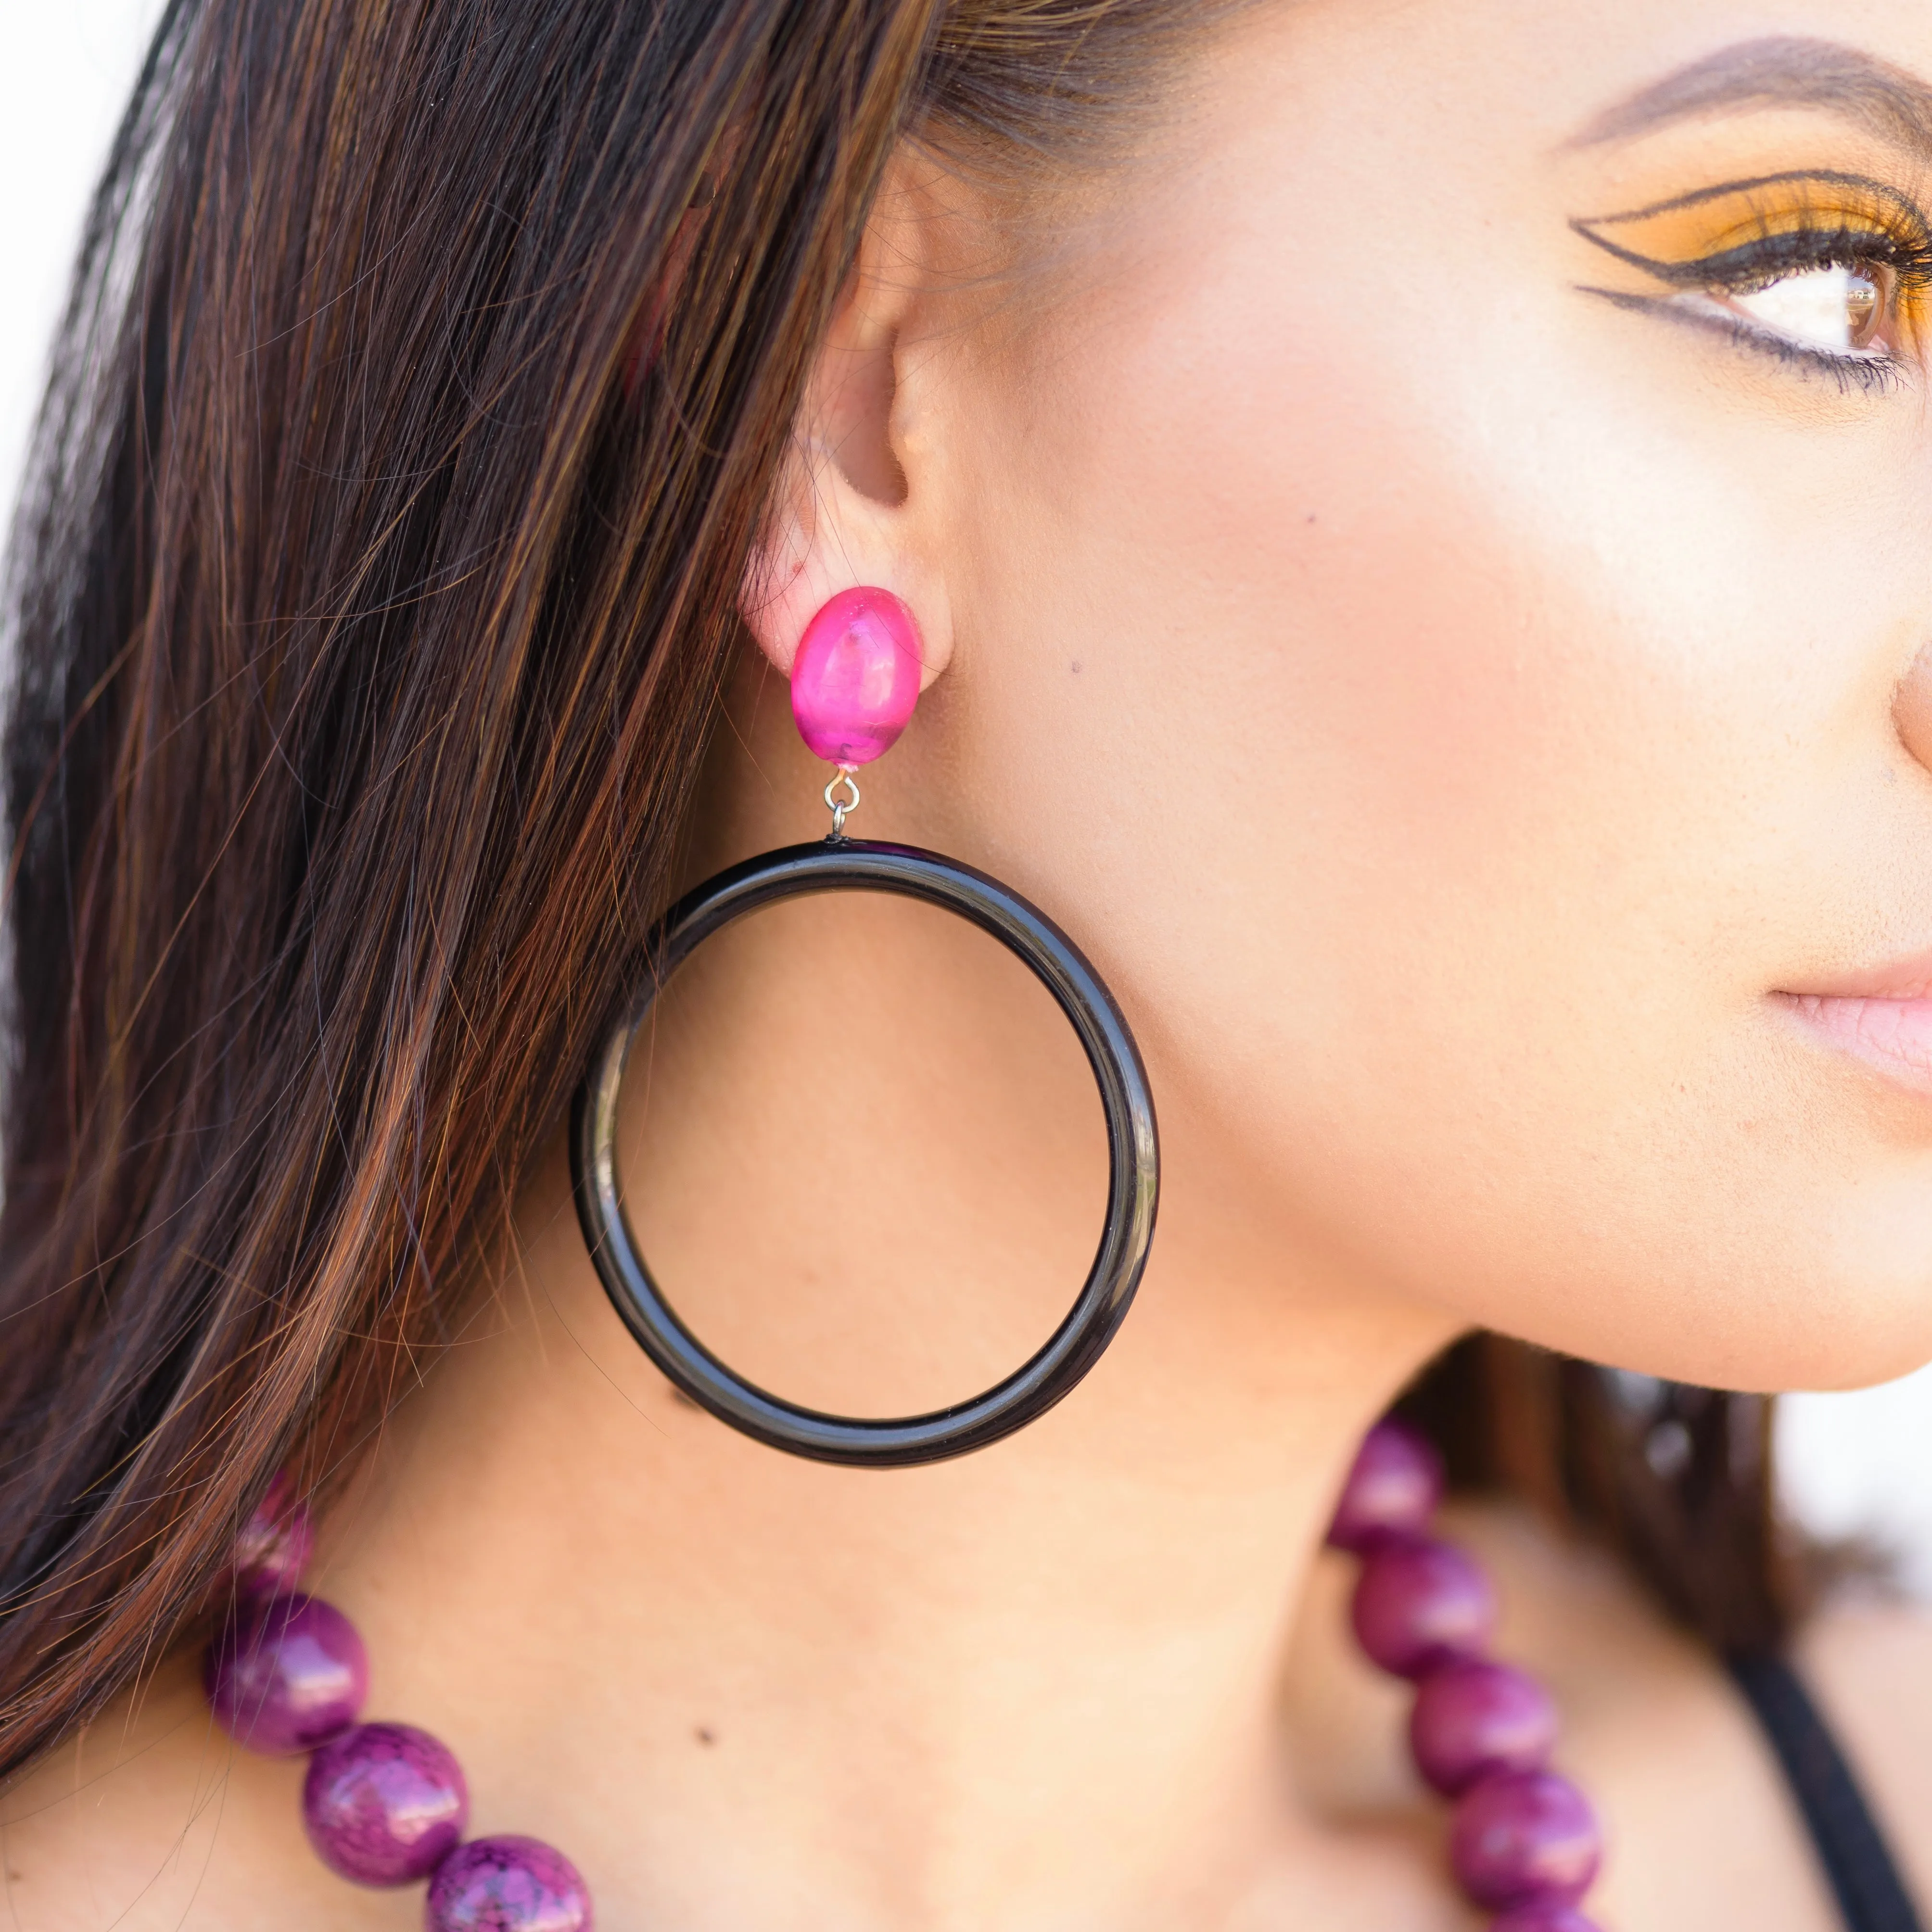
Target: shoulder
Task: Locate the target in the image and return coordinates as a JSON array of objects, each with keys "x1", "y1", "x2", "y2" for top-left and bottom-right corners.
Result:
[{"x1": 1794, "y1": 1593, "x2": 1932, "y2": 1904}]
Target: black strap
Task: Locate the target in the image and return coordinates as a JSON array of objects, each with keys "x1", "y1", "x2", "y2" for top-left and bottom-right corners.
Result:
[{"x1": 1727, "y1": 1651, "x2": 1926, "y2": 1932}]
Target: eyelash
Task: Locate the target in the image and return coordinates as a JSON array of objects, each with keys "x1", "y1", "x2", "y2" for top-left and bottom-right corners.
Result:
[
  {"x1": 1589, "y1": 272, "x2": 1912, "y2": 396},
  {"x1": 1673, "y1": 302, "x2": 1906, "y2": 395}
]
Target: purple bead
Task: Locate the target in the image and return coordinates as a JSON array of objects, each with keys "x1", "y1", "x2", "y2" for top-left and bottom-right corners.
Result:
[
  {"x1": 1351, "y1": 1536, "x2": 1497, "y2": 1679},
  {"x1": 1450, "y1": 1768, "x2": 1602, "y2": 1910},
  {"x1": 1328, "y1": 1420, "x2": 1445, "y2": 1552},
  {"x1": 304, "y1": 1721, "x2": 469, "y2": 1885},
  {"x1": 1410, "y1": 1659, "x2": 1560, "y2": 1796},
  {"x1": 426, "y1": 1836, "x2": 593, "y2": 1932},
  {"x1": 1489, "y1": 1909, "x2": 1603, "y2": 1932},
  {"x1": 204, "y1": 1591, "x2": 367, "y2": 1755},
  {"x1": 231, "y1": 1473, "x2": 315, "y2": 1598}
]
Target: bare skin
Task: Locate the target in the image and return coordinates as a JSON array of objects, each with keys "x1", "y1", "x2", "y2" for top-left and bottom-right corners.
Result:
[{"x1": 10, "y1": 0, "x2": 1932, "y2": 1924}]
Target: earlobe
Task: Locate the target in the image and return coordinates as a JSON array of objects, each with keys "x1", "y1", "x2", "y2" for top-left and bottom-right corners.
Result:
[{"x1": 738, "y1": 439, "x2": 949, "y2": 687}]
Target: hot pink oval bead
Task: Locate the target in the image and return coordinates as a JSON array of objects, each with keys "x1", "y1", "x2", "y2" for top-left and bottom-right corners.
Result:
[
  {"x1": 1327, "y1": 1419, "x2": 1444, "y2": 1552},
  {"x1": 426, "y1": 1834, "x2": 593, "y2": 1932},
  {"x1": 1450, "y1": 1768, "x2": 1602, "y2": 1911},
  {"x1": 204, "y1": 1591, "x2": 367, "y2": 1755},
  {"x1": 1410, "y1": 1659, "x2": 1559, "y2": 1796},
  {"x1": 231, "y1": 1472, "x2": 314, "y2": 1599},
  {"x1": 789, "y1": 586, "x2": 922, "y2": 765},
  {"x1": 303, "y1": 1720, "x2": 468, "y2": 1885},
  {"x1": 1351, "y1": 1536, "x2": 1497, "y2": 1679}
]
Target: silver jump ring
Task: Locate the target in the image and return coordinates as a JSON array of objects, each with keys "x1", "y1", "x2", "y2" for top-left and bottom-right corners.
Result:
[{"x1": 822, "y1": 766, "x2": 861, "y2": 837}]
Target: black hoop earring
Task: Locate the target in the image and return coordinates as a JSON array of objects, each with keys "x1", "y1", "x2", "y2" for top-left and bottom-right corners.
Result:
[
  {"x1": 570, "y1": 837, "x2": 1158, "y2": 1468},
  {"x1": 568, "y1": 592, "x2": 1158, "y2": 1468}
]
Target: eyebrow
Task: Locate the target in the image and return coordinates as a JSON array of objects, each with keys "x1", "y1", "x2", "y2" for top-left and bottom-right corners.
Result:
[{"x1": 1571, "y1": 36, "x2": 1932, "y2": 154}]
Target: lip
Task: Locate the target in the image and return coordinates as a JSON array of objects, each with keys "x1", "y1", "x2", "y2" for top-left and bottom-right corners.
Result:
[
  {"x1": 1782, "y1": 944, "x2": 1932, "y2": 1003},
  {"x1": 1779, "y1": 952, "x2": 1932, "y2": 1096}
]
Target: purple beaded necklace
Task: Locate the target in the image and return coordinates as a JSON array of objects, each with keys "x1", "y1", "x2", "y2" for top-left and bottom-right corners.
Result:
[
  {"x1": 206, "y1": 1478, "x2": 591, "y2": 1930},
  {"x1": 208, "y1": 1429, "x2": 1602, "y2": 1928},
  {"x1": 1326, "y1": 1421, "x2": 1605, "y2": 1931}
]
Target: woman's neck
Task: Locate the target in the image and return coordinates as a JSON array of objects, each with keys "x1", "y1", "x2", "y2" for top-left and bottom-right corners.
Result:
[{"x1": 309, "y1": 757, "x2": 1462, "y2": 1924}]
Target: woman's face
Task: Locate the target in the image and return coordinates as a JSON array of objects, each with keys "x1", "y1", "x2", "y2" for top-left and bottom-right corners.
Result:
[{"x1": 759, "y1": 0, "x2": 1932, "y2": 1395}]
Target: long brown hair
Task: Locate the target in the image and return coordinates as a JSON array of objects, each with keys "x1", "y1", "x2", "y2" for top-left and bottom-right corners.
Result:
[{"x1": 0, "y1": 0, "x2": 1805, "y2": 1781}]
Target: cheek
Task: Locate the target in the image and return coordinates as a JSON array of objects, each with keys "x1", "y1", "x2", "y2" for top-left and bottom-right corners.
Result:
[{"x1": 940, "y1": 200, "x2": 1932, "y2": 1388}]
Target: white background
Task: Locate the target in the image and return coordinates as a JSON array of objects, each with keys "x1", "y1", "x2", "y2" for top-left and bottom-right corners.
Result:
[
  {"x1": 0, "y1": 0, "x2": 164, "y2": 504},
  {"x1": 6, "y1": 0, "x2": 1932, "y2": 1598}
]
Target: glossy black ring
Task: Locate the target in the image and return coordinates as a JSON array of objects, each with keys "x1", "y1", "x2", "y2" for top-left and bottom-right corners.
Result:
[{"x1": 570, "y1": 837, "x2": 1160, "y2": 1468}]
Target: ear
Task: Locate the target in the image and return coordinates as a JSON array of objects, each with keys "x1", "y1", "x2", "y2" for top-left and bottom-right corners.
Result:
[{"x1": 739, "y1": 162, "x2": 955, "y2": 688}]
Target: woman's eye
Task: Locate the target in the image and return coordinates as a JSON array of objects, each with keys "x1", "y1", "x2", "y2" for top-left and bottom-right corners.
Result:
[{"x1": 1714, "y1": 261, "x2": 1891, "y2": 355}]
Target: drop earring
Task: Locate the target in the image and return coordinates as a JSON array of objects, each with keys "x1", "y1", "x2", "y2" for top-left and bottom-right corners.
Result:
[{"x1": 569, "y1": 587, "x2": 1159, "y2": 1467}]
